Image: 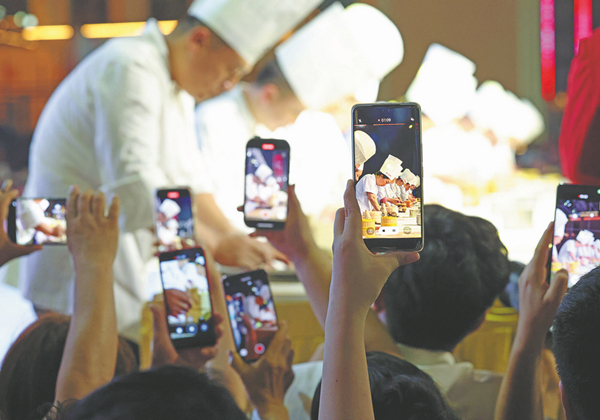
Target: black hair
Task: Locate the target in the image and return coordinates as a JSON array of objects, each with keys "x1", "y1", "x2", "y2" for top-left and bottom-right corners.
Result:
[
  {"x1": 254, "y1": 58, "x2": 295, "y2": 96},
  {"x1": 375, "y1": 171, "x2": 390, "y2": 180},
  {"x1": 62, "y1": 365, "x2": 246, "y2": 420},
  {"x1": 310, "y1": 352, "x2": 459, "y2": 420},
  {"x1": 553, "y1": 267, "x2": 600, "y2": 420},
  {"x1": 384, "y1": 204, "x2": 510, "y2": 351}
]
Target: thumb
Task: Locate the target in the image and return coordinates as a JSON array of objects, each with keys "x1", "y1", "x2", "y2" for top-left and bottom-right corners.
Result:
[
  {"x1": 229, "y1": 350, "x2": 249, "y2": 377},
  {"x1": 547, "y1": 269, "x2": 568, "y2": 307}
]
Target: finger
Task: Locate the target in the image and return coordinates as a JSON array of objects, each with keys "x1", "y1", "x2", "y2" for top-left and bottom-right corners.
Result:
[
  {"x1": 273, "y1": 249, "x2": 291, "y2": 265},
  {"x1": 66, "y1": 185, "x2": 80, "y2": 220},
  {"x1": 108, "y1": 195, "x2": 121, "y2": 223},
  {"x1": 92, "y1": 191, "x2": 106, "y2": 220},
  {"x1": 547, "y1": 269, "x2": 568, "y2": 306},
  {"x1": 1, "y1": 179, "x2": 13, "y2": 192},
  {"x1": 333, "y1": 208, "x2": 345, "y2": 239},
  {"x1": 287, "y1": 184, "x2": 303, "y2": 218},
  {"x1": 9, "y1": 243, "x2": 43, "y2": 256},
  {"x1": 149, "y1": 303, "x2": 179, "y2": 365},
  {"x1": 266, "y1": 321, "x2": 289, "y2": 354},
  {"x1": 532, "y1": 222, "x2": 554, "y2": 267},
  {"x1": 229, "y1": 350, "x2": 249, "y2": 376},
  {"x1": 78, "y1": 189, "x2": 94, "y2": 218},
  {"x1": 379, "y1": 250, "x2": 420, "y2": 271},
  {"x1": 199, "y1": 346, "x2": 219, "y2": 361},
  {"x1": 237, "y1": 205, "x2": 243, "y2": 213},
  {"x1": 0, "y1": 189, "x2": 19, "y2": 221},
  {"x1": 286, "y1": 347, "x2": 295, "y2": 368},
  {"x1": 342, "y1": 180, "x2": 362, "y2": 239}
]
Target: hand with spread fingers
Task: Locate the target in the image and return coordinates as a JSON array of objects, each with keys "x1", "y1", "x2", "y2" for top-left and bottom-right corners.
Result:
[
  {"x1": 150, "y1": 301, "x2": 224, "y2": 370},
  {"x1": 230, "y1": 322, "x2": 294, "y2": 420},
  {"x1": 0, "y1": 180, "x2": 43, "y2": 266}
]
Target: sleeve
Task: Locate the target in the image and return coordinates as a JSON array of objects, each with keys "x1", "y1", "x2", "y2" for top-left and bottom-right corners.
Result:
[
  {"x1": 93, "y1": 58, "x2": 170, "y2": 233},
  {"x1": 18, "y1": 200, "x2": 46, "y2": 229},
  {"x1": 364, "y1": 175, "x2": 378, "y2": 195}
]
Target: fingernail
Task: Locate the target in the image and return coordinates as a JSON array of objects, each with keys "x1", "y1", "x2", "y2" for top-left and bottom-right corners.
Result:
[{"x1": 407, "y1": 253, "x2": 420, "y2": 263}]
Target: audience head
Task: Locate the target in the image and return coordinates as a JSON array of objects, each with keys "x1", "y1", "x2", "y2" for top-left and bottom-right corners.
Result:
[
  {"x1": 62, "y1": 365, "x2": 247, "y2": 420},
  {"x1": 0, "y1": 312, "x2": 138, "y2": 420},
  {"x1": 553, "y1": 267, "x2": 600, "y2": 420},
  {"x1": 310, "y1": 351, "x2": 459, "y2": 420},
  {"x1": 384, "y1": 204, "x2": 510, "y2": 351}
]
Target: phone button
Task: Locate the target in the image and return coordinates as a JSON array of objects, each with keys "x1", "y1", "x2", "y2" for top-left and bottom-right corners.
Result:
[
  {"x1": 187, "y1": 325, "x2": 197, "y2": 333},
  {"x1": 175, "y1": 327, "x2": 184, "y2": 334},
  {"x1": 240, "y1": 348, "x2": 249, "y2": 357}
]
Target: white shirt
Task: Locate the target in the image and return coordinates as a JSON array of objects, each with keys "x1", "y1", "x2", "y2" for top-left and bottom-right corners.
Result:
[
  {"x1": 283, "y1": 343, "x2": 502, "y2": 420},
  {"x1": 0, "y1": 283, "x2": 37, "y2": 368},
  {"x1": 355, "y1": 174, "x2": 378, "y2": 215},
  {"x1": 20, "y1": 20, "x2": 210, "y2": 332}
]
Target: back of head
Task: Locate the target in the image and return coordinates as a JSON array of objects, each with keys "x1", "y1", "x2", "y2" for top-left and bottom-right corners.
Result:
[
  {"x1": 64, "y1": 365, "x2": 246, "y2": 420},
  {"x1": 255, "y1": 59, "x2": 294, "y2": 98},
  {"x1": 310, "y1": 351, "x2": 459, "y2": 420},
  {"x1": 384, "y1": 205, "x2": 510, "y2": 351},
  {"x1": 0, "y1": 313, "x2": 138, "y2": 420},
  {"x1": 553, "y1": 268, "x2": 600, "y2": 420}
]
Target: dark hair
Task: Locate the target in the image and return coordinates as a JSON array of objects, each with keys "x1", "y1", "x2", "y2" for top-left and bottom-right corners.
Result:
[
  {"x1": 553, "y1": 267, "x2": 600, "y2": 420},
  {"x1": 63, "y1": 365, "x2": 247, "y2": 420},
  {"x1": 310, "y1": 352, "x2": 459, "y2": 420},
  {"x1": 375, "y1": 171, "x2": 390, "y2": 180},
  {"x1": 0, "y1": 313, "x2": 138, "y2": 420},
  {"x1": 170, "y1": 15, "x2": 227, "y2": 48},
  {"x1": 255, "y1": 59, "x2": 295, "y2": 96},
  {"x1": 384, "y1": 205, "x2": 510, "y2": 351}
]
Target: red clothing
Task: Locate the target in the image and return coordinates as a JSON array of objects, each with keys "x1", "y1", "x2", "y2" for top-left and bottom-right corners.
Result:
[{"x1": 559, "y1": 28, "x2": 600, "y2": 184}]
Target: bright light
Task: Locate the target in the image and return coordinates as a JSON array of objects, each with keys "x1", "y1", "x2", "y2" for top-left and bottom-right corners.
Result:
[
  {"x1": 80, "y1": 20, "x2": 177, "y2": 39},
  {"x1": 574, "y1": 0, "x2": 592, "y2": 54},
  {"x1": 540, "y1": 0, "x2": 556, "y2": 101},
  {"x1": 22, "y1": 25, "x2": 74, "y2": 41}
]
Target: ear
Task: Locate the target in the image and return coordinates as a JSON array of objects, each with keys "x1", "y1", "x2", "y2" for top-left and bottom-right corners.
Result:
[
  {"x1": 259, "y1": 83, "x2": 280, "y2": 105},
  {"x1": 187, "y1": 26, "x2": 212, "y2": 53},
  {"x1": 559, "y1": 381, "x2": 574, "y2": 420}
]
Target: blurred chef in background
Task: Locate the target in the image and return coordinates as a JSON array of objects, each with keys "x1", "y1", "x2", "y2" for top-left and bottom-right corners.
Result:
[
  {"x1": 20, "y1": 0, "x2": 320, "y2": 335},
  {"x1": 196, "y1": 2, "x2": 403, "y2": 229}
]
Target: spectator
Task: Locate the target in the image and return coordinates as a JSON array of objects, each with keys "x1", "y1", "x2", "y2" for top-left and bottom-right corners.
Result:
[{"x1": 310, "y1": 351, "x2": 459, "y2": 420}]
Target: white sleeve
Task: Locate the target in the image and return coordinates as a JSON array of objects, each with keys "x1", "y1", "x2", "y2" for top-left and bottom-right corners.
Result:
[
  {"x1": 18, "y1": 201, "x2": 46, "y2": 229},
  {"x1": 364, "y1": 175, "x2": 378, "y2": 195},
  {"x1": 93, "y1": 59, "x2": 170, "y2": 233}
]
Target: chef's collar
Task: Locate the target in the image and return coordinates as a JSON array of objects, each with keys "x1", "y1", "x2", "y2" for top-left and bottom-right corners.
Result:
[{"x1": 141, "y1": 18, "x2": 179, "y2": 92}]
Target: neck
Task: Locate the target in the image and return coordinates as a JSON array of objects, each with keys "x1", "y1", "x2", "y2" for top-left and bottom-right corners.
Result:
[{"x1": 242, "y1": 84, "x2": 267, "y2": 127}]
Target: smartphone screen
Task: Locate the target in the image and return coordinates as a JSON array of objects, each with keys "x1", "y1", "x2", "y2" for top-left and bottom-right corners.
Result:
[
  {"x1": 353, "y1": 103, "x2": 423, "y2": 252},
  {"x1": 155, "y1": 188, "x2": 195, "y2": 253},
  {"x1": 551, "y1": 184, "x2": 600, "y2": 288},
  {"x1": 8, "y1": 198, "x2": 67, "y2": 245},
  {"x1": 223, "y1": 269, "x2": 278, "y2": 362},
  {"x1": 159, "y1": 248, "x2": 216, "y2": 348},
  {"x1": 244, "y1": 138, "x2": 290, "y2": 230}
]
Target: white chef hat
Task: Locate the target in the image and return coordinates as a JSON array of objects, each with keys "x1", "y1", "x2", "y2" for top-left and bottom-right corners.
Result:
[
  {"x1": 354, "y1": 130, "x2": 376, "y2": 166},
  {"x1": 554, "y1": 209, "x2": 568, "y2": 237},
  {"x1": 413, "y1": 175, "x2": 421, "y2": 187},
  {"x1": 357, "y1": 163, "x2": 365, "y2": 171},
  {"x1": 400, "y1": 169, "x2": 415, "y2": 182},
  {"x1": 159, "y1": 199, "x2": 181, "y2": 220},
  {"x1": 406, "y1": 43, "x2": 477, "y2": 125},
  {"x1": 275, "y1": 2, "x2": 403, "y2": 110},
  {"x1": 577, "y1": 229, "x2": 595, "y2": 246},
  {"x1": 187, "y1": 0, "x2": 321, "y2": 66},
  {"x1": 594, "y1": 239, "x2": 600, "y2": 250},
  {"x1": 380, "y1": 155, "x2": 403, "y2": 180},
  {"x1": 255, "y1": 164, "x2": 273, "y2": 182}
]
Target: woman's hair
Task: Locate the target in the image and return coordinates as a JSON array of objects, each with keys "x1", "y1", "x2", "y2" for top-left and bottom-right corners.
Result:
[
  {"x1": 311, "y1": 351, "x2": 459, "y2": 420},
  {"x1": 62, "y1": 365, "x2": 247, "y2": 420},
  {"x1": 375, "y1": 171, "x2": 390, "y2": 180},
  {"x1": 0, "y1": 312, "x2": 138, "y2": 420}
]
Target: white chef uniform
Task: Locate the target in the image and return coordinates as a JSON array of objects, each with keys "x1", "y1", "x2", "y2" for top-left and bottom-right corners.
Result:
[{"x1": 356, "y1": 174, "x2": 379, "y2": 215}]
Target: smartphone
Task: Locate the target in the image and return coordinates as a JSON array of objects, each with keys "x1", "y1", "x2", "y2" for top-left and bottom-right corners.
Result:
[
  {"x1": 7, "y1": 198, "x2": 67, "y2": 245},
  {"x1": 155, "y1": 188, "x2": 196, "y2": 253},
  {"x1": 352, "y1": 103, "x2": 423, "y2": 252},
  {"x1": 223, "y1": 269, "x2": 278, "y2": 363},
  {"x1": 550, "y1": 184, "x2": 600, "y2": 288},
  {"x1": 244, "y1": 137, "x2": 290, "y2": 230},
  {"x1": 158, "y1": 247, "x2": 216, "y2": 348}
]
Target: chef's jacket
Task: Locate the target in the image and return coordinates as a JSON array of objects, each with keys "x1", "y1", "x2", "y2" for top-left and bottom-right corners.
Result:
[
  {"x1": 20, "y1": 19, "x2": 210, "y2": 333},
  {"x1": 355, "y1": 174, "x2": 378, "y2": 215}
]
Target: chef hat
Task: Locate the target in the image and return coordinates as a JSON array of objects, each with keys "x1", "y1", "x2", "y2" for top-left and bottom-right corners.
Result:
[
  {"x1": 594, "y1": 239, "x2": 600, "y2": 250},
  {"x1": 357, "y1": 163, "x2": 365, "y2": 171},
  {"x1": 406, "y1": 43, "x2": 477, "y2": 125},
  {"x1": 255, "y1": 164, "x2": 273, "y2": 182},
  {"x1": 379, "y1": 155, "x2": 403, "y2": 180},
  {"x1": 400, "y1": 169, "x2": 415, "y2": 182},
  {"x1": 159, "y1": 199, "x2": 181, "y2": 220},
  {"x1": 188, "y1": 0, "x2": 321, "y2": 66},
  {"x1": 577, "y1": 229, "x2": 595, "y2": 246},
  {"x1": 275, "y1": 2, "x2": 403, "y2": 110},
  {"x1": 354, "y1": 130, "x2": 376, "y2": 166},
  {"x1": 554, "y1": 209, "x2": 568, "y2": 237},
  {"x1": 413, "y1": 175, "x2": 421, "y2": 187}
]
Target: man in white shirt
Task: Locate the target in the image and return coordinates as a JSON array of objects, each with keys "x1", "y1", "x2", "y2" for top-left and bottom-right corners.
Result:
[{"x1": 20, "y1": 0, "x2": 320, "y2": 333}]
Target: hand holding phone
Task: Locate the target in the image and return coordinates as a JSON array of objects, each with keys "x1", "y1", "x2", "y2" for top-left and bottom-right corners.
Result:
[{"x1": 244, "y1": 138, "x2": 290, "y2": 230}]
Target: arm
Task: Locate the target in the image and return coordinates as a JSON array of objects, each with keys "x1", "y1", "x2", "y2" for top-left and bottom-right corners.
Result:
[
  {"x1": 495, "y1": 223, "x2": 568, "y2": 420},
  {"x1": 367, "y1": 192, "x2": 380, "y2": 211},
  {"x1": 54, "y1": 187, "x2": 121, "y2": 403},
  {"x1": 320, "y1": 181, "x2": 419, "y2": 419}
]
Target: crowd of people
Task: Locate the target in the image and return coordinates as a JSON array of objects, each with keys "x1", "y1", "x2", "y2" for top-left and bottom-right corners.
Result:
[{"x1": 0, "y1": 0, "x2": 597, "y2": 419}]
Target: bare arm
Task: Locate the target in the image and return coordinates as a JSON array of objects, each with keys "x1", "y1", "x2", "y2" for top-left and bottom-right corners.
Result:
[
  {"x1": 367, "y1": 192, "x2": 380, "y2": 211},
  {"x1": 54, "y1": 188, "x2": 121, "y2": 403},
  {"x1": 495, "y1": 223, "x2": 568, "y2": 420}
]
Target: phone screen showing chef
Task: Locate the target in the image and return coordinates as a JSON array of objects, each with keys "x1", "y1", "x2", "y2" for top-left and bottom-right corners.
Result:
[
  {"x1": 551, "y1": 184, "x2": 600, "y2": 288},
  {"x1": 7, "y1": 198, "x2": 67, "y2": 245},
  {"x1": 244, "y1": 138, "x2": 290, "y2": 230},
  {"x1": 223, "y1": 269, "x2": 278, "y2": 363},
  {"x1": 155, "y1": 188, "x2": 196, "y2": 253},
  {"x1": 352, "y1": 103, "x2": 423, "y2": 252},
  {"x1": 159, "y1": 247, "x2": 216, "y2": 348}
]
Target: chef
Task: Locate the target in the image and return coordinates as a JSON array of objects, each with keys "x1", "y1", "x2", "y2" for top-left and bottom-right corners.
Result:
[
  {"x1": 398, "y1": 169, "x2": 416, "y2": 202},
  {"x1": 356, "y1": 154, "x2": 403, "y2": 215},
  {"x1": 20, "y1": 0, "x2": 320, "y2": 334},
  {"x1": 156, "y1": 198, "x2": 182, "y2": 250},
  {"x1": 354, "y1": 130, "x2": 378, "y2": 181},
  {"x1": 196, "y1": 2, "x2": 403, "y2": 227},
  {"x1": 553, "y1": 209, "x2": 568, "y2": 262}
]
